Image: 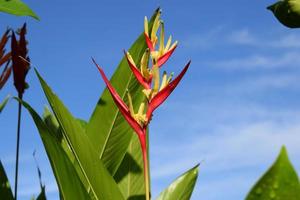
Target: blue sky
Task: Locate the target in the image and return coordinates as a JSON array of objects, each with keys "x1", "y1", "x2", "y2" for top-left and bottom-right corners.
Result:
[{"x1": 1, "y1": 0, "x2": 300, "y2": 199}]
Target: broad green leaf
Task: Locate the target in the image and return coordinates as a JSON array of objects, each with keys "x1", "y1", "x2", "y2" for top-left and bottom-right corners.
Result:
[
  {"x1": 35, "y1": 70, "x2": 124, "y2": 200},
  {"x1": 246, "y1": 146, "x2": 300, "y2": 200},
  {"x1": 157, "y1": 164, "x2": 199, "y2": 200},
  {"x1": 0, "y1": 95, "x2": 10, "y2": 113},
  {"x1": 0, "y1": 0, "x2": 39, "y2": 20},
  {"x1": 87, "y1": 8, "x2": 160, "y2": 177},
  {"x1": 42, "y1": 107, "x2": 90, "y2": 193},
  {"x1": 19, "y1": 99, "x2": 91, "y2": 200},
  {"x1": 0, "y1": 160, "x2": 14, "y2": 200},
  {"x1": 114, "y1": 134, "x2": 145, "y2": 199}
]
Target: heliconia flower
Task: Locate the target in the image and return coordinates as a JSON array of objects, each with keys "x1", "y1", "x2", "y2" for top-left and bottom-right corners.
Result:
[
  {"x1": 0, "y1": 30, "x2": 12, "y2": 90},
  {"x1": 11, "y1": 23, "x2": 30, "y2": 98},
  {"x1": 146, "y1": 61, "x2": 191, "y2": 120},
  {"x1": 92, "y1": 58, "x2": 146, "y2": 137},
  {"x1": 96, "y1": 12, "x2": 190, "y2": 200}
]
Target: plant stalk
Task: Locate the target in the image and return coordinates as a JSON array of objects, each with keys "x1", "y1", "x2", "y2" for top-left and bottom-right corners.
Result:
[
  {"x1": 140, "y1": 130, "x2": 150, "y2": 200},
  {"x1": 143, "y1": 148, "x2": 150, "y2": 200},
  {"x1": 14, "y1": 95, "x2": 22, "y2": 200}
]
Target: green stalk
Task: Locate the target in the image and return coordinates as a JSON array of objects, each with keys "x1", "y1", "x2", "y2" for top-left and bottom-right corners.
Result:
[
  {"x1": 140, "y1": 129, "x2": 150, "y2": 200},
  {"x1": 14, "y1": 95, "x2": 22, "y2": 200},
  {"x1": 143, "y1": 147, "x2": 150, "y2": 200}
]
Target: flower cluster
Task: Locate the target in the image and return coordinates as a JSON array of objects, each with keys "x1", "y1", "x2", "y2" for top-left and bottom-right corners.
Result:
[
  {"x1": 93, "y1": 10, "x2": 190, "y2": 199},
  {"x1": 11, "y1": 23, "x2": 30, "y2": 98},
  {"x1": 0, "y1": 24, "x2": 30, "y2": 98},
  {"x1": 94, "y1": 11, "x2": 190, "y2": 140}
]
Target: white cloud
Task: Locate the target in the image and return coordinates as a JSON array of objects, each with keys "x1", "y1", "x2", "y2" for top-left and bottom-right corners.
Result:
[
  {"x1": 227, "y1": 28, "x2": 300, "y2": 49},
  {"x1": 150, "y1": 102, "x2": 300, "y2": 200},
  {"x1": 206, "y1": 72, "x2": 300, "y2": 94},
  {"x1": 182, "y1": 26, "x2": 225, "y2": 49},
  {"x1": 227, "y1": 29, "x2": 257, "y2": 45},
  {"x1": 185, "y1": 26, "x2": 300, "y2": 50},
  {"x1": 207, "y1": 51, "x2": 300, "y2": 69},
  {"x1": 152, "y1": 121, "x2": 300, "y2": 200},
  {"x1": 151, "y1": 120, "x2": 300, "y2": 179},
  {"x1": 271, "y1": 34, "x2": 300, "y2": 48}
]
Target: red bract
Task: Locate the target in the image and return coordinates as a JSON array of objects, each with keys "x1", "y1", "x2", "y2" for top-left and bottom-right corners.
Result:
[
  {"x1": 92, "y1": 59, "x2": 145, "y2": 137},
  {"x1": 144, "y1": 32, "x2": 154, "y2": 52},
  {"x1": 11, "y1": 23, "x2": 30, "y2": 98},
  {"x1": 0, "y1": 66, "x2": 12, "y2": 90},
  {"x1": 124, "y1": 51, "x2": 151, "y2": 89},
  {"x1": 0, "y1": 30, "x2": 12, "y2": 90},
  {"x1": 0, "y1": 30, "x2": 10, "y2": 58},
  {"x1": 156, "y1": 45, "x2": 177, "y2": 67},
  {"x1": 144, "y1": 32, "x2": 177, "y2": 68},
  {"x1": 146, "y1": 61, "x2": 191, "y2": 120}
]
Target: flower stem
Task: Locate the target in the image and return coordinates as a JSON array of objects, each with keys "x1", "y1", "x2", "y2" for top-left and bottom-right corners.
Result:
[
  {"x1": 143, "y1": 147, "x2": 150, "y2": 200},
  {"x1": 14, "y1": 95, "x2": 22, "y2": 200},
  {"x1": 140, "y1": 131, "x2": 150, "y2": 200}
]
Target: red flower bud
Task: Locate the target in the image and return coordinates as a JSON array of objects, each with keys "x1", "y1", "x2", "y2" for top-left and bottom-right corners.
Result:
[{"x1": 11, "y1": 23, "x2": 30, "y2": 98}]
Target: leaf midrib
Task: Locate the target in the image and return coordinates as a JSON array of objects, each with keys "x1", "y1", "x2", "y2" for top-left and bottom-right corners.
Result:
[
  {"x1": 58, "y1": 112, "x2": 98, "y2": 200},
  {"x1": 44, "y1": 89, "x2": 100, "y2": 200},
  {"x1": 99, "y1": 71, "x2": 134, "y2": 163}
]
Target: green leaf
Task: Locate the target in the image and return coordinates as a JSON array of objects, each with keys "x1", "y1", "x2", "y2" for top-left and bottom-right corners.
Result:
[
  {"x1": 246, "y1": 146, "x2": 300, "y2": 200},
  {"x1": 0, "y1": 95, "x2": 10, "y2": 113},
  {"x1": 114, "y1": 134, "x2": 145, "y2": 199},
  {"x1": 42, "y1": 107, "x2": 90, "y2": 193},
  {"x1": 0, "y1": 160, "x2": 14, "y2": 200},
  {"x1": 36, "y1": 186, "x2": 46, "y2": 200},
  {"x1": 19, "y1": 99, "x2": 91, "y2": 200},
  {"x1": 35, "y1": 70, "x2": 124, "y2": 200},
  {"x1": 86, "y1": 8, "x2": 160, "y2": 178},
  {"x1": 0, "y1": 0, "x2": 39, "y2": 20},
  {"x1": 156, "y1": 164, "x2": 199, "y2": 200},
  {"x1": 267, "y1": 0, "x2": 300, "y2": 28}
]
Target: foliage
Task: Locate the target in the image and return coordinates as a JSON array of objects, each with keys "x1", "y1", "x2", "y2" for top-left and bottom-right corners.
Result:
[
  {"x1": 2, "y1": 4, "x2": 300, "y2": 200},
  {"x1": 20, "y1": 9, "x2": 200, "y2": 200},
  {"x1": 157, "y1": 164, "x2": 199, "y2": 200},
  {"x1": 268, "y1": 0, "x2": 300, "y2": 28},
  {"x1": 0, "y1": 95, "x2": 9, "y2": 113},
  {"x1": 0, "y1": 161, "x2": 14, "y2": 200},
  {"x1": 246, "y1": 146, "x2": 300, "y2": 200},
  {"x1": 0, "y1": 0, "x2": 39, "y2": 20}
]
